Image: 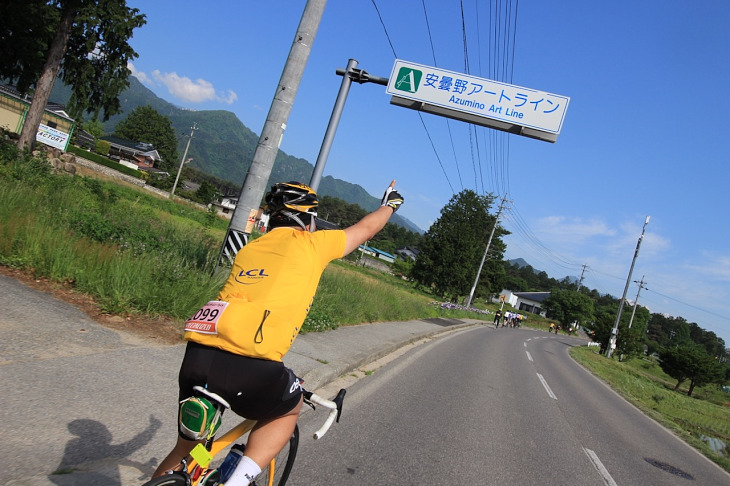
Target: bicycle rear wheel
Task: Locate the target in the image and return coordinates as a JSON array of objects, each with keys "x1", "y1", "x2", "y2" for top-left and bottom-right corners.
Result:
[{"x1": 251, "y1": 423, "x2": 299, "y2": 486}]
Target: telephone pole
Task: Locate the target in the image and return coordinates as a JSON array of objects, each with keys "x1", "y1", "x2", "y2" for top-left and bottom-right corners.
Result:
[
  {"x1": 466, "y1": 196, "x2": 508, "y2": 307},
  {"x1": 627, "y1": 276, "x2": 647, "y2": 329},
  {"x1": 170, "y1": 123, "x2": 197, "y2": 198},
  {"x1": 606, "y1": 216, "x2": 650, "y2": 358},
  {"x1": 576, "y1": 264, "x2": 588, "y2": 291},
  {"x1": 218, "y1": 0, "x2": 327, "y2": 265}
]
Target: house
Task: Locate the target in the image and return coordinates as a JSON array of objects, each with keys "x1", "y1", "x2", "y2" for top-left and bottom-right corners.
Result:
[
  {"x1": 495, "y1": 289, "x2": 550, "y2": 317},
  {"x1": 0, "y1": 83, "x2": 75, "y2": 150},
  {"x1": 315, "y1": 218, "x2": 339, "y2": 230},
  {"x1": 358, "y1": 245, "x2": 396, "y2": 263},
  {"x1": 210, "y1": 194, "x2": 239, "y2": 218},
  {"x1": 395, "y1": 246, "x2": 420, "y2": 261},
  {"x1": 100, "y1": 135, "x2": 163, "y2": 171},
  {"x1": 357, "y1": 245, "x2": 395, "y2": 272}
]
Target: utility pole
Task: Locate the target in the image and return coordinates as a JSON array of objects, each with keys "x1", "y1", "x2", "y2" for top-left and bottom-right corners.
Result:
[
  {"x1": 627, "y1": 276, "x2": 647, "y2": 329},
  {"x1": 576, "y1": 264, "x2": 588, "y2": 291},
  {"x1": 218, "y1": 0, "x2": 327, "y2": 265},
  {"x1": 466, "y1": 196, "x2": 508, "y2": 308},
  {"x1": 170, "y1": 123, "x2": 197, "y2": 198},
  {"x1": 606, "y1": 216, "x2": 650, "y2": 358},
  {"x1": 309, "y1": 59, "x2": 388, "y2": 192}
]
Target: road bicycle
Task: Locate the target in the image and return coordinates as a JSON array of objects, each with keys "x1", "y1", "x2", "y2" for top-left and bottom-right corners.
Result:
[{"x1": 142, "y1": 385, "x2": 346, "y2": 486}]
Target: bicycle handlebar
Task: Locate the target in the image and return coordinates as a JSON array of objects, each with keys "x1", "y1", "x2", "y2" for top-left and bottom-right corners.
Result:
[{"x1": 303, "y1": 388, "x2": 346, "y2": 440}]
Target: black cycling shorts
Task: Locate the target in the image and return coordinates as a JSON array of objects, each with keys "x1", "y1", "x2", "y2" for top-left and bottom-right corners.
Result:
[{"x1": 178, "y1": 342, "x2": 302, "y2": 428}]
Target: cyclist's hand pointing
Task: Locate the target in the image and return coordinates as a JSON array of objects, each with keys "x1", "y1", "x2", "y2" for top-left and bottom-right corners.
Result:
[{"x1": 380, "y1": 180, "x2": 404, "y2": 212}]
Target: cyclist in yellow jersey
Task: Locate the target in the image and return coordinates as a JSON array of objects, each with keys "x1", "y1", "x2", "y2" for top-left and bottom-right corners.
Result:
[{"x1": 153, "y1": 180, "x2": 404, "y2": 483}]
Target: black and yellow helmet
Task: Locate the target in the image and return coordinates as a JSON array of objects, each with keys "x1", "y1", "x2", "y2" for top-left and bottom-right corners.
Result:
[{"x1": 265, "y1": 181, "x2": 318, "y2": 230}]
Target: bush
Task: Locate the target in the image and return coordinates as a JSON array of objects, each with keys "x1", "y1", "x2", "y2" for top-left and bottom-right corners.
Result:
[{"x1": 95, "y1": 139, "x2": 111, "y2": 156}]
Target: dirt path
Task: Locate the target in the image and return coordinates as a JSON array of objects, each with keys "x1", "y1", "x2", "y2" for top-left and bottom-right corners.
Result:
[{"x1": 0, "y1": 265, "x2": 183, "y2": 345}]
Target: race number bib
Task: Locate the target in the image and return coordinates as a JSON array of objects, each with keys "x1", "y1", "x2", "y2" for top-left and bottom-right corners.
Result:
[{"x1": 184, "y1": 301, "x2": 229, "y2": 334}]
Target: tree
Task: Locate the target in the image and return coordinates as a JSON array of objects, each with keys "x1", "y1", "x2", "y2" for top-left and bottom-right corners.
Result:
[
  {"x1": 659, "y1": 344, "x2": 726, "y2": 396},
  {"x1": 195, "y1": 181, "x2": 220, "y2": 205},
  {"x1": 647, "y1": 314, "x2": 691, "y2": 348},
  {"x1": 543, "y1": 289, "x2": 594, "y2": 329},
  {"x1": 81, "y1": 118, "x2": 105, "y2": 139},
  {"x1": 616, "y1": 305, "x2": 649, "y2": 360},
  {"x1": 114, "y1": 106, "x2": 178, "y2": 171},
  {"x1": 0, "y1": 0, "x2": 146, "y2": 150},
  {"x1": 409, "y1": 190, "x2": 506, "y2": 301}
]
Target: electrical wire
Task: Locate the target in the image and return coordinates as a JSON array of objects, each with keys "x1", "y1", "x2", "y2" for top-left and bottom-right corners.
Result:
[
  {"x1": 370, "y1": 1, "x2": 724, "y2": 335},
  {"x1": 371, "y1": 0, "x2": 455, "y2": 194},
  {"x1": 422, "y1": 0, "x2": 464, "y2": 191},
  {"x1": 643, "y1": 288, "x2": 730, "y2": 322}
]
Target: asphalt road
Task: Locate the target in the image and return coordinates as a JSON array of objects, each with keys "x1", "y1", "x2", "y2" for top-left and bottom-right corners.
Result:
[
  {"x1": 3, "y1": 272, "x2": 728, "y2": 485},
  {"x1": 291, "y1": 327, "x2": 730, "y2": 485},
  {"x1": 0, "y1": 274, "x2": 184, "y2": 485}
]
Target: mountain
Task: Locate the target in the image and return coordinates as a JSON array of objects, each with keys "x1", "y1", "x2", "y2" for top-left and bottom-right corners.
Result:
[
  {"x1": 508, "y1": 258, "x2": 531, "y2": 269},
  {"x1": 51, "y1": 77, "x2": 422, "y2": 233},
  {"x1": 508, "y1": 258, "x2": 580, "y2": 285}
]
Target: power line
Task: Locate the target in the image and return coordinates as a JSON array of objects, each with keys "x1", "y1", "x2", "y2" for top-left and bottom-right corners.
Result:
[
  {"x1": 370, "y1": 0, "x2": 397, "y2": 58},
  {"x1": 644, "y1": 287, "x2": 730, "y2": 322}
]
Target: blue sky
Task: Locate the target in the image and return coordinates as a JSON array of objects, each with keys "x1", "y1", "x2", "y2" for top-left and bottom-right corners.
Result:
[{"x1": 124, "y1": 0, "x2": 730, "y2": 346}]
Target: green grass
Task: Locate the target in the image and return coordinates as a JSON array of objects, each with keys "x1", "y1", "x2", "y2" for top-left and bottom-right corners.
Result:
[
  {"x1": 0, "y1": 145, "x2": 228, "y2": 319},
  {"x1": 300, "y1": 261, "x2": 490, "y2": 332},
  {"x1": 571, "y1": 345, "x2": 730, "y2": 472},
  {"x1": 0, "y1": 141, "x2": 491, "y2": 330}
]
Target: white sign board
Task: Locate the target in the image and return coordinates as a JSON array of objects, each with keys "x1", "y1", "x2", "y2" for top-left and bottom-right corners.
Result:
[
  {"x1": 386, "y1": 59, "x2": 569, "y2": 138},
  {"x1": 36, "y1": 124, "x2": 70, "y2": 151}
]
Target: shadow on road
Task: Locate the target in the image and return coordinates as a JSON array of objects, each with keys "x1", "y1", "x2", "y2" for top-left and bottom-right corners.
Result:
[{"x1": 48, "y1": 416, "x2": 161, "y2": 485}]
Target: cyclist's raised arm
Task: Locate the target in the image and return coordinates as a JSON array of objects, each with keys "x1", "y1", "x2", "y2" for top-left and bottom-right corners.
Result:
[{"x1": 342, "y1": 180, "x2": 404, "y2": 255}]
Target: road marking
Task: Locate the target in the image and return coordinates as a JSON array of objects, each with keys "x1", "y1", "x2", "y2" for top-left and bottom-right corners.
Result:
[
  {"x1": 526, "y1": 351, "x2": 533, "y2": 362},
  {"x1": 524, "y1": 341, "x2": 527, "y2": 347},
  {"x1": 536, "y1": 373, "x2": 557, "y2": 400},
  {"x1": 583, "y1": 448, "x2": 617, "y2": 486}
]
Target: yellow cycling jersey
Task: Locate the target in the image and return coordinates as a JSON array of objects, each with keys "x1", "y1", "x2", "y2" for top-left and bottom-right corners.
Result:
[{"x1": 184, "y1": 227, "x2": 346, "y2": 361}]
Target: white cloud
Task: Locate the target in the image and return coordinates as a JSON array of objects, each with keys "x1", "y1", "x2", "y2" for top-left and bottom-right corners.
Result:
[
  {"x1": 152, "y1": 70, "x2": 216, "y2": 103},
  {"x1": 217, "y1": 89, "x2": 238, "y2": 105},
  {"x1": 534, "y1": 215, "x2": 615, "y2": 243},
  {"x1": 126, "y1": 62, "x2": 237, "y2": 105},
  {"x1": 127, "y1": 62, "x2": 151, "y2": 85},
  {"x1": 683, "y1": 252, "x2": 730, "y2": 282}
]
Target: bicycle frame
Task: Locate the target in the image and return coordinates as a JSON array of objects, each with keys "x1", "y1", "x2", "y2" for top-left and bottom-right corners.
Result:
[{"x1": 169, "y1": 388, "x2": 346, "y2": 486}]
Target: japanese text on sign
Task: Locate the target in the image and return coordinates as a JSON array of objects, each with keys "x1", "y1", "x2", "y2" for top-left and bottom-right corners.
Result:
[{"x1": 386, "y1": 60, "x2": 569, "y2": 134}]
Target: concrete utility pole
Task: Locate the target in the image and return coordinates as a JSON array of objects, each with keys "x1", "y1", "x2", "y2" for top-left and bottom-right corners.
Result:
[
  {"x1": 577, "y1": 264, "x2": 588, "y2": 291},
  {"x1": 219, "y1": 0, "x2": 327, "y2": 265},
  {"x1": 170, "y1": 123, "x2": 197, "y2": 198},
  {"x1": 627, "y1": 276, "x2": 647, "y2": 329},
  {"x1": 606, "y1": 216, "x2": 650, "y2": 358},
  {"x1": 466, "y1": 196, "x2": 508, "y2": 308}
]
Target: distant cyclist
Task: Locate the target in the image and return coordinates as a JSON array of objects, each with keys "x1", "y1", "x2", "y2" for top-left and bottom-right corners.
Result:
[{"x1": 152, "y1": 180, "x2": 403, "y2": 483}]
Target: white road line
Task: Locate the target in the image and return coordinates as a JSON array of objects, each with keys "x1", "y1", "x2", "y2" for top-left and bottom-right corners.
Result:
[
  {"x1": 524, "y1": 341, "x2": 527, "y2": 347},
  {"x1": 583, "y1": 448, "x2": 618, "y2": 486},
  {"x1": 526, "y1": 351, "x2": 533, "y2": 362},
  {"x1": 536, "y1": 373, "x2": 557, "y2": 400}
]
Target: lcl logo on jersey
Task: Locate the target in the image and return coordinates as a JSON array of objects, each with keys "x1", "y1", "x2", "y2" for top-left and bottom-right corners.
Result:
[{"x1": 234, "y1": 268, "x2": 269, "y2": 284}]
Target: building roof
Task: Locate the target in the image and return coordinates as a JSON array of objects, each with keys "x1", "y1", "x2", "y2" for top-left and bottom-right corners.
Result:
[
  {"x1": 101, "y1": 136, "x2": 162, "y2": 161},
  {"x1": 0, "y1": 83, "x2": 74, "y2": 121},
  {"x1": 315, "y1": 218, "x2": 339, "y2": 230},
  {"x1": 396, "y1": 246, "x2": 420, "y2": 255},
  {"x1": 513, "y1": 291, "x2": 551, "y2": 303},
  {"x1": 360, "y1": 245, "x2": 396, "y2": 259}
]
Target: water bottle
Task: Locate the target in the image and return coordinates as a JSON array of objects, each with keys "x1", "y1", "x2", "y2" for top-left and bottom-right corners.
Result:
[{"x1": 219, "y1": 443, "x2": 245, "y2": 483}]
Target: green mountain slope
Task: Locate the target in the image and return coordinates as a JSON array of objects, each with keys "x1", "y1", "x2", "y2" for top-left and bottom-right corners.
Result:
[{"x1": 52, "y1": 77, "x2": 421, "y2": 232}]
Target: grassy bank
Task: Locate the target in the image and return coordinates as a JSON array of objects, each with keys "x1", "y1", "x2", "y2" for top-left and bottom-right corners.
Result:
[
  {"x1": 0, "y1": 143, "x2": 490, "y2": 330},
  {"x1": 570, "y1": 345, "x2": 730, "y2": 472}
]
